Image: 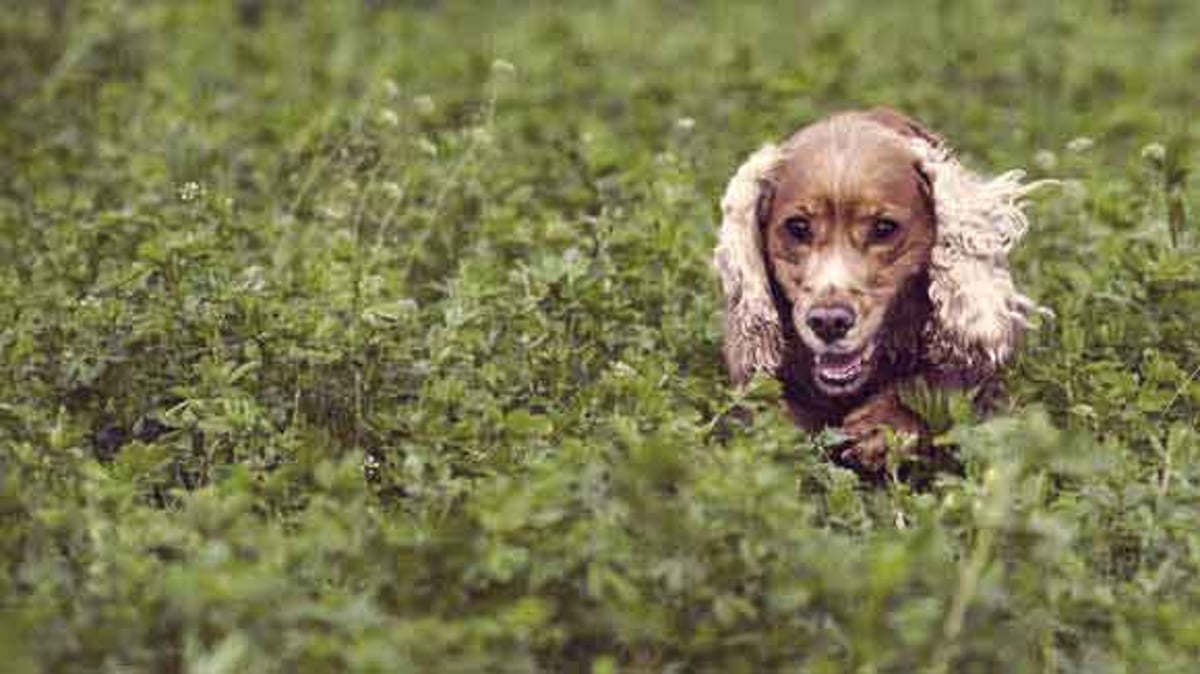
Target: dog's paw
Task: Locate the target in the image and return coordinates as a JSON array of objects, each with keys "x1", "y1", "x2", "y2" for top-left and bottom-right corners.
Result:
[
  {"x1": 837, "y1": 426, "x2": 922, "y2": 475},
  {"x1": 838, "y1": 404, "x2": 929, "y2": 476}
]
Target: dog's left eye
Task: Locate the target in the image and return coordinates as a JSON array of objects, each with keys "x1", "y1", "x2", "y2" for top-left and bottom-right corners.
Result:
[
  {"x1": 783, "y1": 216, "x2": 813, "y2": 243},
  {"x1": 870, "y1": 218, "x2": 900, "y2": 242}
]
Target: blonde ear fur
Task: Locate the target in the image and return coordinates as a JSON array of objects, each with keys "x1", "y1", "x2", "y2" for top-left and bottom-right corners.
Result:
[
  {"x1": 713, "y1": 144, "x2": 785, "y2": 385},
  {"x1": 910, "y1": 139, "x2": 1052, "y2": 373}
]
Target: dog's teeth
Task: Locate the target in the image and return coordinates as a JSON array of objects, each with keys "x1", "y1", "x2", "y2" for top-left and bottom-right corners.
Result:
[
  {"x1": 813, "y1": 346, "x2": 874, "y2": 388},
  {"x1": 819, "y1": 362, "x2": 860, "y2": 381},
  {"x1": 816, "y1": 350, "x2": 868, "y2": 384}
]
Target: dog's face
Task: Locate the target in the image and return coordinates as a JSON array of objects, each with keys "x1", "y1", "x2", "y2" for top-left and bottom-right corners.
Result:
[{"x1": 760, "y1": 118, "x2": 936, "y2": 396}]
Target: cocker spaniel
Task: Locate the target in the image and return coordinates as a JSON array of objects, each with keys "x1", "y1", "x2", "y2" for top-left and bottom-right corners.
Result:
[{"x1": 715, "y1": 108, "x2": 1046, "y2": 474}]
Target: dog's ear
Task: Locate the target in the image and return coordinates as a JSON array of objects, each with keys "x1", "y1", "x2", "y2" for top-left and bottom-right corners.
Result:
[
  {"x1": 714, "y1": 144, "x2": 786, "y2": 386},
  {"x1": 904, "y1": 129, "x2": 1052, "y2": 375}
]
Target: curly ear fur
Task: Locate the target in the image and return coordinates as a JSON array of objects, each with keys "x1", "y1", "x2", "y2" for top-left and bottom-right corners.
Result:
[
  {"x1": 714, "y1": 144, "x2": 786, "y2": 385},
  {"x1": 908, "y1": 138, "x2": 1052, "y2": 375}
]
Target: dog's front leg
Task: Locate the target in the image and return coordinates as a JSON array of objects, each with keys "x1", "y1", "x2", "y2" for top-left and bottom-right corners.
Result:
[{"x1": 838, "y1": 388, "x2": 929, "y2": 475}]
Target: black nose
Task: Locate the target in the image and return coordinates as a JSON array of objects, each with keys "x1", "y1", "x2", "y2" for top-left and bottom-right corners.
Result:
[{"x1": 806, "y1": 304, "x2": 856, "y2": 343}]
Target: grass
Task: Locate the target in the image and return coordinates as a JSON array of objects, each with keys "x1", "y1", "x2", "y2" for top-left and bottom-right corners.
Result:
[{"x1": 1, "y1": 1, "x2": 1198, "y2": 672}]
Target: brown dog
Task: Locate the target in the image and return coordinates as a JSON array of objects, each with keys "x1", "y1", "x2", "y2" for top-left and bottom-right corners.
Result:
[{"x1": 715, "y1": 108, "x2": 1047, "y2": 474}]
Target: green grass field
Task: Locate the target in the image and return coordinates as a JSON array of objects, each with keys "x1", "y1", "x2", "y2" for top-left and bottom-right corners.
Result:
[{"x1": 1, "y1": 1, "x2": 1198, "y2": 671}]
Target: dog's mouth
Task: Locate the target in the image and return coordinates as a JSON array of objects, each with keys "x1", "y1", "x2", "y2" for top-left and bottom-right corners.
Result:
[{"x1": 812, "y1": 342, "x2": 875, "y2": 395}]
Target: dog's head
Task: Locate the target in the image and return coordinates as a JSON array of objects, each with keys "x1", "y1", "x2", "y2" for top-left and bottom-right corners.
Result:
[
  {"x1": 715, "y1": 108, "x2": 1045, "y2": 395},
  {"x1": 759, "y1": 114, "x2": 936, "y2": 395}
]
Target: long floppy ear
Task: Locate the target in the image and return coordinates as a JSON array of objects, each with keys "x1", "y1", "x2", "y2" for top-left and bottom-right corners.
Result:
[
  {"x1": 907, "y1": 136, "x2": 1052, "y2": 375},
  {"x1": 713, "y1": 143, "x2": 786, "y2": 386}
]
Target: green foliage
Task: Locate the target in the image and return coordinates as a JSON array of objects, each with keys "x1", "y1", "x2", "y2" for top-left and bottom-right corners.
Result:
[{"x1": 2, "y1": 1, "x2": 1198, "y2": 671}]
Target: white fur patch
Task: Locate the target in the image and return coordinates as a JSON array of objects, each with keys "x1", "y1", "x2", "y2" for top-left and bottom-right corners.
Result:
[{"x1": 809, "y1": 252, "x2": 856, "y2": 295}]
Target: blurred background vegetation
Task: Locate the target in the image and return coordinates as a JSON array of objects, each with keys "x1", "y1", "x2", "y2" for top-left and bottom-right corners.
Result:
[{"x1": 1, "y1": 1, "x2": 1198, "y2": 672}]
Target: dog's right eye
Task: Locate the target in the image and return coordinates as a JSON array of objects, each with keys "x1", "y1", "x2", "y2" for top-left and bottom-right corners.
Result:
[{"x1": 783, "y1": 217, "x2": 812, "y2": 243}]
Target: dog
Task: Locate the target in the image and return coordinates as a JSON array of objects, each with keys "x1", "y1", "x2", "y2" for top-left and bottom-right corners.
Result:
[{"x1": 714, "y1": 108, "x2": 1047, "y2": 474}]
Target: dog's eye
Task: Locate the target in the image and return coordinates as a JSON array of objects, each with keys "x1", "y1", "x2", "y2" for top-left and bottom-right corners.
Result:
[
  {"x1": 870, "y1": 218, "x2": 900, "y2": 242},
  {"x1": 783, "y1": 216, "x2": 812, "y2": 243}
]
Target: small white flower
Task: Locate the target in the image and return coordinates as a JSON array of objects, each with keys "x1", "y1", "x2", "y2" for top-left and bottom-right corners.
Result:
[
  {"x1": 610, "y1": 361, "x2": 637, "y2": 378},
  {"x1": 675, "y1": 116, "x2": 696, "y2": 131},
  {"x1": 379, "y1": 109, "x2": 399, "y2": 128},
  {"x1": 1140, "y1": 142, "x2": 1166, "y2": 164},
  {"x1": 177, "y1": 181, "x2": 203, "y2": 202},
  {"x1": 491, "y1": 58, "x2": 516, "y2": 75},
  {"x1": 1066, "y1": 136, "x2": 1094, "y2": 153},
  {"x1": 382, "y1": 78, "x2": 400, "y2": 99}
]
